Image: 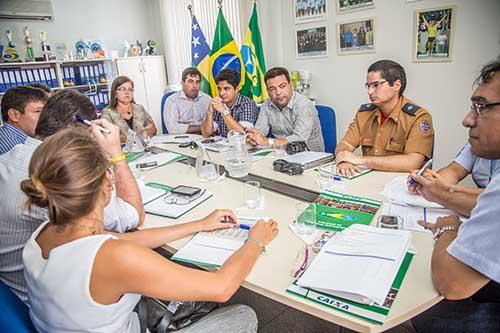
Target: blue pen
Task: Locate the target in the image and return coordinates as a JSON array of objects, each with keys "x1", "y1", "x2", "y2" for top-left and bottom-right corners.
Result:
[
  {"x1": 423, "y1": 208, "x2": 427, "y2": 222},
  {"x1": 238, "y1": 223, "x2": 251, "y2": 230},
  {"x1": 409, "y1": 158, "x2": 433, "y2": 186},
  {"x1": 332, "y1": 176, "x2": 343, "y2": 182}
]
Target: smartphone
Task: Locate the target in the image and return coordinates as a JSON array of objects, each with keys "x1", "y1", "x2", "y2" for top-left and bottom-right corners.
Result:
[
  {"x1": 136, "y1": 161, "x2": 158, "y2": 169},
  {"x1": 170, "y1": 185, "x2": 201, "y2": 197},
  {"x1": 146, "y1": 146, "x2": 167, "y2": 154}
]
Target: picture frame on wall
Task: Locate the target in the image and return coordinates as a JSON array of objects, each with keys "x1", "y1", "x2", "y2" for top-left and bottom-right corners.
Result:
[
  {"x1": 296, "y1": 26, "x2": 328, "y2": 59},
  {"x1": 337, "y1": 18, "x2": 375, "y2": 55},
  {"x1": 294, "y1": 0, "x2": 328, "y2": 24},
  {"x1": 336, "y1": 0, "x2": 374, "y2": 14},
  {"x1": 413, "y1": 5, "x2": 456, "y2": 62}
]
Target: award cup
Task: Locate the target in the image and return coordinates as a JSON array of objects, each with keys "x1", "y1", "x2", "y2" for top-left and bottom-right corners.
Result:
[
  {"x1": 39, "y1": 31, "x2": 55, "y2": 61},
  {"x1": 24, "y1": 27, "x2": 35, "y2": 62},
  {"x1": 3, "y1": 30, "x2": 20, "y2": 62}
]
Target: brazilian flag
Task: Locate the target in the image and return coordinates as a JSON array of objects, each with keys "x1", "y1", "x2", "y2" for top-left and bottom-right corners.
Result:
[
  {"x1": 241, "y1": 3, "x2": 268, "y2": 103},
  {"x1": 209, "y1": 9, "x2": 248, "y2": 98}
]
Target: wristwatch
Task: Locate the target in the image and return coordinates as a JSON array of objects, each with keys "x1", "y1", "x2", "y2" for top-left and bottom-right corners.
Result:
[
  {"x1": 268, "y1": 138, "x2": 274, "y2": 148},
  {"x1": 433, "y1": 225, "x2": 459, "y2": 240},
  {"x1": 221, "y1": 106, "x2": 231, "y2": 117}
]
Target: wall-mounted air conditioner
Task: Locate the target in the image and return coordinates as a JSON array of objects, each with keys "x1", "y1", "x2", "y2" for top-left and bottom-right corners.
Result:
[{"x1": 0, "y1": 0, "x2": 54, "y2": 21}]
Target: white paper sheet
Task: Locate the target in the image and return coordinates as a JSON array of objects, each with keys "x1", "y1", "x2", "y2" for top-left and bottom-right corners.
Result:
[{"x1": 382, "y1": 176, "x2": 443, "y2": 208}]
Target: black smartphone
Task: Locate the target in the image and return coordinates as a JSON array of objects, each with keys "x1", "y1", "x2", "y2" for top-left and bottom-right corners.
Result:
[
  {"x1": 178, "y1": 141, "x2": 194, "y2": 148},
  {"x1": 170, "y1": 185, "x2": 201, "y2": 197},
  {"x1": 136, "y1": 161, "x2": 158, "y2": 169},
  {"x1": 146, "y1": 146, "x2": 167, "y2": 154}
]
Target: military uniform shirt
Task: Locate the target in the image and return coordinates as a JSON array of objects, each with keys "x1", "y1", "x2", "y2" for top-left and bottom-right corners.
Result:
[
  {"x1": 340, "y1": 96, "x2": 434, "y2": 158},
  {"x1": 454, "y1": 142, "x2": 500, "y2": 188}
]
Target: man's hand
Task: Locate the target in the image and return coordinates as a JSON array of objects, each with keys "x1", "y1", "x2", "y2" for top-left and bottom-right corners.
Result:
[
  {"x1": 198, "y1": 209, "x2": 238, "y2": 232},
  {"x1": 411, "y1": 169, "x2": 451, "y2": 203},
  {"x1": 336, "y1": 162, "x2": 361, "y2": 177},
  {"x1": 418, "y1": 215, "x2": 462, "y2": 234},
  {"x1": 90, "y1": 119, "x2": 122, "y2": 158},
  {"x1": 335, "y1": 150, "x2": 363, "y2": 165},
  {"x1": 246, "y1": 128, "x2": 268, "y2": 146},
  {"x1": 211, "y1": 97, "x2": 226, "y2": 114}
]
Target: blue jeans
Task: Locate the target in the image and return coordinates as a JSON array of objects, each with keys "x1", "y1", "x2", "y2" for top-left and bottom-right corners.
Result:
[{"x1": 412, "y1": 281, "x2": 500, "y2": 333}]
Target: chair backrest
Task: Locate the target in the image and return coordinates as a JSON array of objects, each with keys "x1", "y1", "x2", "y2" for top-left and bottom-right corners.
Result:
[
  {"x1": 160, "y1": 91, "x2": 178, "y2": 134},
  {"x1": 0, "y1": 280, "x2": 36, "y2": 332},
  {"x1": 315, "y1": 104, "x2": 337, "y2": 153}
]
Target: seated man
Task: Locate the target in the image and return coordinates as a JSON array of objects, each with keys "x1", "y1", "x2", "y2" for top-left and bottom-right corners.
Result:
[
  {"x1": 412, "y1": 60, "x2": 500, "y2": 333},
  {"x1": 0, "y1": 89, "x2": 144, "y2": 303},
  {"x1": 163, "y1": 67, "x2": 211, "y2": 134},
  {"x1": 335, "y1": 60, "x2": 434, "y2": 176},
  {"x1": 201, "y1": 69, "x2": 258, "y2": 137},
  {"x1": 246, "y1": 67, "x2": 324, "y2": 152},
  {"x1": 0, "y1": 86, "x2": 48, "y2": 155},
  {"x1": 409, "y1": 141, "x2": 499, "y2": 217}
]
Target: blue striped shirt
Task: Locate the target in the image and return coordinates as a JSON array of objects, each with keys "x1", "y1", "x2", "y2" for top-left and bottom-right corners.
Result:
[{"x1": 0, "y1": 123, "x2": 28, "y2": 155}]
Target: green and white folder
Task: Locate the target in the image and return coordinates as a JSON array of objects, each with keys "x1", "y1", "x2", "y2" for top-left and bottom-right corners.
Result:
[
  {"x1": 313, "y1": 191, "x2": 382, "y2": 231},
  {"x1": 287, "y1": 252, "x2": 414, "y2": 324}
]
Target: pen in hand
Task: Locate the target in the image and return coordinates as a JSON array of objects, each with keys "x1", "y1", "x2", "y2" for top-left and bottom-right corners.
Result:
[
  {"x1": 408, "y1": 158, "x2": 433, "y2": 186},
  {"x1": 75, "y1": 113, "x2": 111, "y2": 134}
]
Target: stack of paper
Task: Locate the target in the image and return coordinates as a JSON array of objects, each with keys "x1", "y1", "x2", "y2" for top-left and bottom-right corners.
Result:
[
  {"x1": 382, "y1": 176, "x2": 443, "y2": 208},
  {"x1": 144, "y1": 186, "x2": 213, "y2": 219},
  {"x1": 130, "y1": 151, "x2": 185, "y2": 171},
  {"x1": 150, "y1": 134, "x2": 203, "y2": 145},
  {"x1": 297, "y1": 224, "x2": 411, "y2": 305},
  {"x1": 139, "y1": 182, "x2": 171, "y2": 205},
  {"x1": 282, "y1": 151, "x2": 334, "y2": 169}
]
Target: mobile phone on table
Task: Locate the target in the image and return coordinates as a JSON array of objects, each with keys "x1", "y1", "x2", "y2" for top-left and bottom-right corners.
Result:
[
  {"x1": 146, "y1": 146, "x2": 167, "y2": 154},
  {"x1": 137, "y1": 161, "x2": 158, "y2": 169},
  {"x1": 170, "y1": 185, "x2": 201, "y2": 197}
]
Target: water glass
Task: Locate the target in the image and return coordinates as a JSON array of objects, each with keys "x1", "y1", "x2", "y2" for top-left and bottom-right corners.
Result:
[
  {"x1": 244, "y1": 181, "x2": 262, "y2": 209},
  {"x1": 377, "y1": 215, "x2": 403, "y2": 230},
  {"x1": 295, "y1": 203, "x2": 316, "y2": 235},
  {"x1": 273, "y1": 141, "x2": 288, "y2": 157}
]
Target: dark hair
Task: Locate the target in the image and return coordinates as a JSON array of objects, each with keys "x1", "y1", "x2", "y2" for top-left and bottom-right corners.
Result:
[
  {"x1": 265, "y1": 67, "x2": 290, "y2": 83},
  {"x1": 215, "y1": 69, "x2": 240, "y2": 88},
  {"x1": 27, "y1": 83, "x2": 52, "y2": 94},
  {"x1": 182, "y1": 67, "x2": 201, "y2": 81},
  {"x1": 367, "y1": 60, "x2": 407, "y2": 96},
  {"x1": 1, "y1": 86, "x2": 48, "y2": 122},
  {"x1": 21, "y1": 128, "x2": 110, "y2": 227},
  {"x1": 108, "y1": 76, "x2": 135, "y2": 110},
  {"x1": 35, "y1": 89, "x2": 96, "y2": 140},
  {"x1": 475, "y1": 59, "x2": 500, "y2": 86}
]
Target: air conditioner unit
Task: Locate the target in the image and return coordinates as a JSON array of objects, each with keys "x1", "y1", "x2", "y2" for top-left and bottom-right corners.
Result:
[{"x1": 0, "y1": 0, "x2": 54, "y2": 21}]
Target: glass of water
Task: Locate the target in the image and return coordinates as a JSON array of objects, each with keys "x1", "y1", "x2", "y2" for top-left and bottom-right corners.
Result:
[
  {"x1": 244, "y1": 181, "x2": 261, "y2": 209},
  {"x1": 377, "y1": 215, "x2": 403, "y2": 230},
  {"x1": 295, "y1": 203, "x2": 316, "y2": 235}
]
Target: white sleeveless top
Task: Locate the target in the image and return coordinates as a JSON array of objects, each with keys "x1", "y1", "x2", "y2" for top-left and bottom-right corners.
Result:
[{"x1": 23, "y1": 221, "x2": 141, "y2": 333}]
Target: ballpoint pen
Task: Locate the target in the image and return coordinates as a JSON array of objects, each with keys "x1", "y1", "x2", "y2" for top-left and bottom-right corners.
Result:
[{"x1": 408, "y1": 158, "x2": 433, "y2": 186}]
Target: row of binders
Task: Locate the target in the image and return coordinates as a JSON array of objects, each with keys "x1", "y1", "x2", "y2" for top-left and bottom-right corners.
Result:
[
  {"x1": 87, "y1": 90, "x2": 110, "y2": 111},
  {"x1": 0, "y1": 67, "x2": 58, "y2": 92},
  {"x1": 62, "y1": 63, "x2": 111, "y2": 87}
]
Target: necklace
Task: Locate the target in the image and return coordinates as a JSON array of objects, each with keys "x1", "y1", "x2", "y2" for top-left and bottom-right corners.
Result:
[{"x1": 72, "y1": 223, "x2": 97, "y2": 235}]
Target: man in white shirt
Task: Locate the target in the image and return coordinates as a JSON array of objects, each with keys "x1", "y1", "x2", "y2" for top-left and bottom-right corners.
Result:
[
  {"x1": 0, "y1": 89, "x2": 144, "y2": 303},
  {"x1": 163, "y1": 67, "x2": 211, "y2": 134}
]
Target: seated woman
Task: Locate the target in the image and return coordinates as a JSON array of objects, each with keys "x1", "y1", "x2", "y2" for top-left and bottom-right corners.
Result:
[
  {"x1": 102, "y1": 76, "x2": 157, "y2": 142},
  {"x1": 21, "y1": 126, "x2": 278, "y2": 332}
]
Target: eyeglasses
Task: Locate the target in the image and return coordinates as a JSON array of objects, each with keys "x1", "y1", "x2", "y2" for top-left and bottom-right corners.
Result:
[
  {"x1": 364, "y1": 80, "x2": 387, "y2": 90},
  {"x1": 470, "y1": 102, "x2": 500, "y2": 117},
  {"x1": 163, "y1": 189, "x2": 206, "y2": 205},
  {"x1": 116, "y1": 87, "x2": 134, "y2": 93}
]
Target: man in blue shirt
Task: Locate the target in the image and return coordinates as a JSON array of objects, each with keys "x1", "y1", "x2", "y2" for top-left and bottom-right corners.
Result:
[
  {"x1": 411, "y1": 59, "x2": 500, "y2": 332},
  {"x1": 0, "y1": 86, "x2": 48, "y2": 155}
]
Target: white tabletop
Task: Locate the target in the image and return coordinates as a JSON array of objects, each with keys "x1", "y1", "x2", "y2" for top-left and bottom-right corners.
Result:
[{"x1": 138, "y1": 147, "x2": 441, "y2": 333}]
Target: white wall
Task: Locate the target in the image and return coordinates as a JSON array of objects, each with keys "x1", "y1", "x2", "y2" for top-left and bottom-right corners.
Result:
[
  {"x1": 260, "y1": 0, "x2": 500, "y2": 168},
  {"x1": 0, "y1": 0, "x2": 163, "y2": 59}
]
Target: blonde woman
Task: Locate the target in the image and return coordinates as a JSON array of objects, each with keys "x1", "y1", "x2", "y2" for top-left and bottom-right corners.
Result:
[{"x1": 21, "y1": 123, "x2": 278, "y2": 332}]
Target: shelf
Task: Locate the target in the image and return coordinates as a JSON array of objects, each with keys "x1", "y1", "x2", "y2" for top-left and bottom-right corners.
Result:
[
  {"x1": 55, "y1": 83, "x2": 110, "y2": 90},
  {"x1": 0, "y1": 60, "x2": 58, "y2": 67}
]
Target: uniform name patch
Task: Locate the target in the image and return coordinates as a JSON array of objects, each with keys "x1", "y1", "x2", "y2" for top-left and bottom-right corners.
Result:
[{"x1": 420, "y1": 120, "x2": 431, "y2": 133}]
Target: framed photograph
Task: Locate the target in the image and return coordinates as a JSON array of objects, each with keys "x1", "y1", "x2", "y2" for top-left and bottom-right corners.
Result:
[
  {"x1": 413, "y1": 6, "x2": 456, "y2": 62},
  {"x1": 336, "y1": 0, "x2": 374, "y2": 14},
  {"x1": 296, "y1": 26, "x2": 328, "y2": 59},
  {"x1": 294, "y1": 0, "x2": 328, "y2": 24},
  {"x1": 337, "y1": 18, "x2": 375, "y2": 55}
]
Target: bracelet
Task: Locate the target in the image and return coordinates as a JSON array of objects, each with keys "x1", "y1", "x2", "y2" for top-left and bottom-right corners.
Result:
[
  {"x1": 246, "y1": 237, "x2": 266, "y2": 254},
  {"x1": 111, "y1": 153, "x2": 126, "y2": 164}
]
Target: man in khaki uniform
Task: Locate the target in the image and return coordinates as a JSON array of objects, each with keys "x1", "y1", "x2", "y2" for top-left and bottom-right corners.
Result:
[{"x1": 336, "y1": 60, "x2": 434, "y2": 177}]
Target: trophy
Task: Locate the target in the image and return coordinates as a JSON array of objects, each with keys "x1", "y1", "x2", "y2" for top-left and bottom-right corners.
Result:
[
  {"x1": 24, "y1": 27, "x2": 35, "y2": 62},
  {"x1": 130, "y1": 40, "x2": 142, "y2": 57},
  {"x1": 144, "y1": 40, "x2": 158, "y2": 56},
  {"x1": 123, "y1": 41, "x2": 130, "y2": 57},
  {"x1": 39, "y1": 31, "x2": 55, "y2": 61},
  {"x1": 3, "y1": 30, "x2": 20, "y2": 62}
]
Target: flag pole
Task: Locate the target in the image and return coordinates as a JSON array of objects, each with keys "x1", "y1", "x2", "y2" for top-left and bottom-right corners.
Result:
[
  {"x1": 217, "y1": 0, "x2": 223, "y2": 9},
  {"x1": 187, "y1": 4, "x2": 193, "y2": 17}
]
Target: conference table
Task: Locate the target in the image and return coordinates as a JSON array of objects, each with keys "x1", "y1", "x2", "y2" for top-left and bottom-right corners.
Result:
[{"x1": 136, "y1": 142, "x2": 442, "y2": 333}]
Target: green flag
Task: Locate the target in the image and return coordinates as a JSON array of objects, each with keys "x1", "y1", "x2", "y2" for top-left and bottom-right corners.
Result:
[{"x1": 241, "y1": 3, "x2": 268, "y2": 103}]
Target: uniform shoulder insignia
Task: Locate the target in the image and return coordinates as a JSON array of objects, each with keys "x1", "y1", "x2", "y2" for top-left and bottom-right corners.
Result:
[
  {"x1": 402, "y1": 103, "x2": 420, "y2": 116},
  {"x1": 358, "y1": 103, "x2": 377, "y2": 112}
]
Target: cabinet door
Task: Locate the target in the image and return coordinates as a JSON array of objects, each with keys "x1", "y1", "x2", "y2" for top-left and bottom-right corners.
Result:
[
  {"x1": 141, "y1": 56, "x2": 168, "y2": 132},
  {"x1": 115, "y1": 57, "x2": 148, "y2": 112}
]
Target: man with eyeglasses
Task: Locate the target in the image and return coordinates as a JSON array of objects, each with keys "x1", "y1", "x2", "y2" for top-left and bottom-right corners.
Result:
[
  {"x1": 335, "y1": 60, "x2": 434, "y2": 177},
  {"x1": 246, "y1": 67, "x2": 324, "y2": 152},
  {"x1": 163, "y1": 67, "x2": 211, "y2": 134},
  {"x1": 411, "y1": 59, "x2": 500, "y2": 333}
]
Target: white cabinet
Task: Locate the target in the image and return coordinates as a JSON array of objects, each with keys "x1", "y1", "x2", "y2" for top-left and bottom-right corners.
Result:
[{"x1": 115, "y1": 56, "x2": 167, "y2": 131}]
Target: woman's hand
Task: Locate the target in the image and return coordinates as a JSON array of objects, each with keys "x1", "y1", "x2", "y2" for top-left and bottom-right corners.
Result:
[
  {"x1": 249, "y1": 219, "x2": 279, "y2": 247},
  {"x1": 198, "y1": 209, "x2": 238, "y2": 232}
]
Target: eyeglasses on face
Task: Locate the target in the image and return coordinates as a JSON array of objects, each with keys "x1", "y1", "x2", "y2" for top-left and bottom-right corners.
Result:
[
  {"x1": 364, "y1": 80, "x2": 388, "y2": 90},
  {"x1": 470, "y1": 102, "x2": 500, "y2": 117},
  {"x1": 116, "y1": 87, "x2": 134, "y2": 93}
]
